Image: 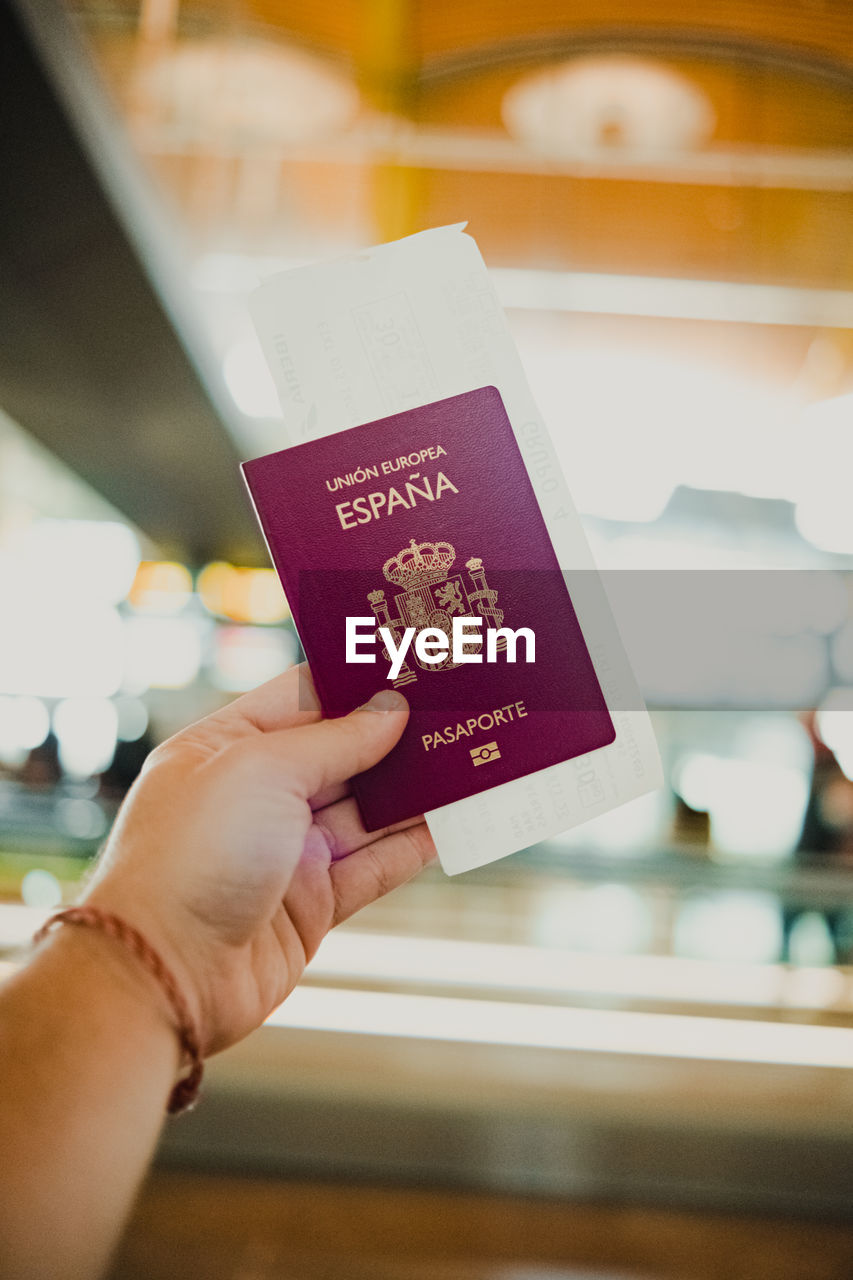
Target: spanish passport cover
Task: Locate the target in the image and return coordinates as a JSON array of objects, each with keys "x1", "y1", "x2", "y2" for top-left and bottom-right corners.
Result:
[{"x1": 242, "y1": 386, "x2": 615, "y2": 829}]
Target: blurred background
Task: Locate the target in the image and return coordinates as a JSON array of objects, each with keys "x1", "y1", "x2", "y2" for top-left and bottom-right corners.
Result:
[{"x1": 2, "y1": 0, "x2": 853, "y2": 1276}]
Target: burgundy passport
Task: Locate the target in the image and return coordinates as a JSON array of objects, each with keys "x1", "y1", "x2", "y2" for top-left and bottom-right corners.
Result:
[{"x1": 242, "y1": 386, "x2": 615, "y2": 829}]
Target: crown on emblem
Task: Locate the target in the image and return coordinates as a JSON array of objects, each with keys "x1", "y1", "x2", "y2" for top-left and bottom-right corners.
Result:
[{"x1": 383, "y1": 538, "x2": 456, "y2": 587}]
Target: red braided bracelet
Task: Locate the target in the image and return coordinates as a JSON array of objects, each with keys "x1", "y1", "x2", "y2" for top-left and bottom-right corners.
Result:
[{"x1": 33, "y1": 905, "x2": 203, "y2": 1115}]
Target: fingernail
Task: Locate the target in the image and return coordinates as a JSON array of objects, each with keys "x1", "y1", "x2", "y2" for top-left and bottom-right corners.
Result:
[{"x1": 359, "y1": 689, "x2": 407, "y2": 714}]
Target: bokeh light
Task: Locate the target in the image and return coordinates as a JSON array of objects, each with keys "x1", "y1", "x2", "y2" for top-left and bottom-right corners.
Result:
[
  {"x1": 128, "y1": 561, "x2": 193, "y2": 614},
  {"x1": 20, "y1": 869, "x2": 63, "y2": 910},
  {"x1": 0, "y1": 696, "x2": 50, "y2": 765},
  {"x1": 198, "y1": 561, "x2": 289, "y2": 624},
  {"x1": 53, "y1": 697, "x2": 118, "y2": 778},
  {"x1": 123, "y1": 616, "x2": 205, "y2": 690}
]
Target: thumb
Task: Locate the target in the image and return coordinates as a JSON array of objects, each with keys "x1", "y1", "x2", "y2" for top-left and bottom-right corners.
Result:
[{"x1": 259, "y1": 688, "x2": 409, "y2": 799}]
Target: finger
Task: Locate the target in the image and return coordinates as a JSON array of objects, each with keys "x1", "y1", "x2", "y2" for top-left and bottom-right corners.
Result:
[
  {"x1": 312, "y1": 795, "x2": 425, "y2": 861},
  {"x1": 225, "y1": 662, "x2": 322, "y2": 733},
  {"x1": 258, "y1": 689, "x2": 409, "y2": 799},
  {"x1": 226, "y1": 664, "x2": 353, "y2": 809},
  {"x1": 309, "y1": 780, "x2": 350, "y2": 812},
  {"x1": 329, "y1": 822, "x2": 436, "y2": 925}
]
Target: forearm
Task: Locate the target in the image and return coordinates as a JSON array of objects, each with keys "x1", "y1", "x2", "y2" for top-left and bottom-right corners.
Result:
[
  {"x1": 0, "y1": 928, "x2": 180, "y2": 1280},
  {"x1": 0, "y1": 670, "x2": 426, "y2": 1276}
]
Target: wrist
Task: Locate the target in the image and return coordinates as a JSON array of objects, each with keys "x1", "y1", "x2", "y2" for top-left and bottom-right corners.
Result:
[
  {"x1": 38, "y1": 902, "x2": 205, "y2": 1109},
  {"x1": 33, "y1": 923, "x2": 182, "y2": 1078},
  {"x1": 81, "y1": 879, "x2": 214, "y2": 1054}
]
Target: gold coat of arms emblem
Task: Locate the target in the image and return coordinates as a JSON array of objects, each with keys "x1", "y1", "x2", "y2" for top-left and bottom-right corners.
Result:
[{"x1": 367, "y1": 539, "x2": 505, "y2": 686}]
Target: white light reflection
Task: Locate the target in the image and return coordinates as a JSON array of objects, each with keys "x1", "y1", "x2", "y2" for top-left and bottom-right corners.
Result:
[
  {"x1": 551, "y1": 789, "x2": 669, "y2": 854},
  {"x1": 223, "y1": 336, "x2": 281, "y2": 419},
  {"x1": 123, "y1": 616, "x2": 204, "y2": 690},
  {"x1": 21, "y1": 870, "x2": 63, "y2": 910},
  {"x1": 502, "y1": 56, "x2": 715, "y2": 154},
  {"x1": 191, "y1": 250, "x2": 853, "y2": 329},
  {"x1": 535, "y1": 884, "x2": 653, "y2": 955},
  {"x1": 53, "y1": 698, "x2": 118, "y2": 778},
  {"x1": 211, "y1": 626, "x2": 296, "y2": 691},
  {"x1": 788, "y1": 914, "x2": 836, "y2": 968},
  {"x1": 115, "y1": 697, "x2": 149, "y2": 743},
  {"x1": 3, "y1": 519, "x2": 140, "y2": 604},
  {"x1": 268, "y1": 986, "x2": 853, "y2": 1069},
  {"x1": 0, "y1": 520, "x2": 135, "y2": 698},
  {"x1": 673, "y1": 892, "x2": 782, "y2": 965},
  {"x1": 309, "y1": 931, "x2": 850, "y2": 1011},
  {"x1": 134, "y1": 39, "x2": 359, "y2": 146},
  {"x1": 518, "y1": 339, "x2": 796, "y2": 523},
  {"x1": 0, "y1": 697, "x2": 50, "y2": 764},
  {"x1": 0, "y1": 602, "x2": 124, "y2": 700},
  {"x1": 496, "y1": 269, "x2": 853, "y2": 328},
  {"x1": 675, "y1": 753, "x2": 809, "y2": 857},
  {"x1": 795, "y1": 393, "x2": 853, "y2": 555},
  {"x1": 816, "y1": 688, "x2": 853, "y2": 781}
]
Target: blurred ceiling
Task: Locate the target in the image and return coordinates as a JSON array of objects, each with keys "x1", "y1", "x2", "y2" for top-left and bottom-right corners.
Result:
[
  {"x1": 78, "y1": 0, "x2": 853, "y2": 72},
  {"x1": 0, "y1": 0, "x2": 262, "y2": 562},
  {"x1": 1, "y1": 0, "x2": 852, "y2": 560},
  {"x1": 76, "y1": 0, "x2": 853, "y2": 282}
]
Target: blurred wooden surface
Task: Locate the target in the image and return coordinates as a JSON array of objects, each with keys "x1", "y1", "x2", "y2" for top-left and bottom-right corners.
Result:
[
  {"x1": 112, "y1": 1170, "x2": 853, "y2": 1280},
  {"x1": 152, "y1": 1021, "x2": 853, "y2": 1218}
]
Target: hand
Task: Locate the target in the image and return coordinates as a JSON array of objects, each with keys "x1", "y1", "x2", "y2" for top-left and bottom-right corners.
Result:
[{"x1": 84, "y1": 665, "x2": 435, "y2": 1056}]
